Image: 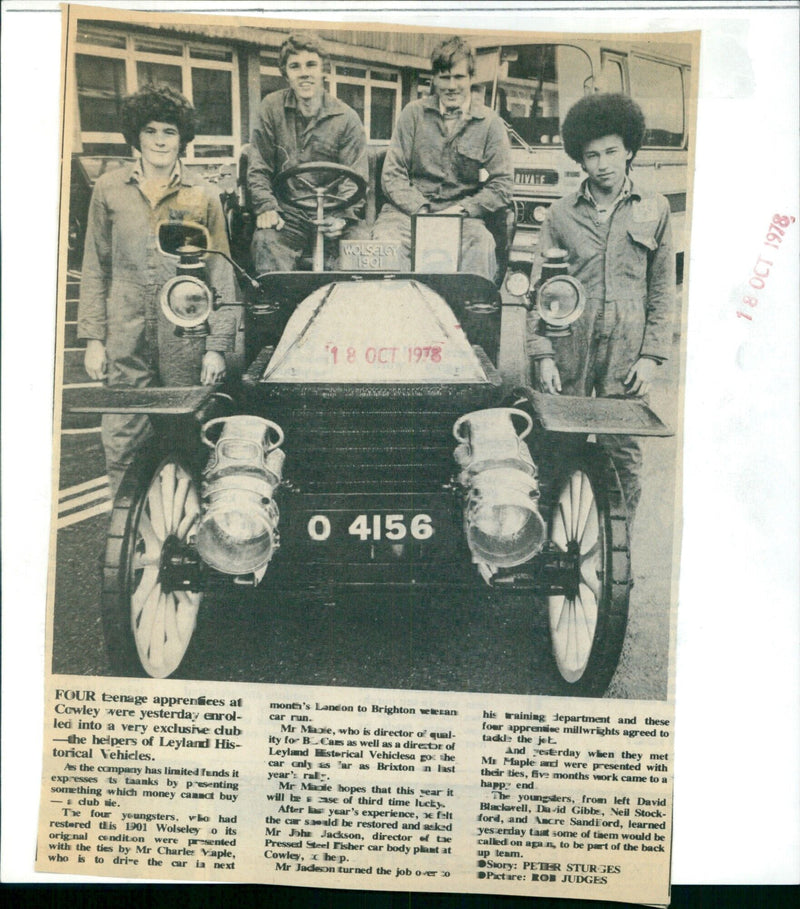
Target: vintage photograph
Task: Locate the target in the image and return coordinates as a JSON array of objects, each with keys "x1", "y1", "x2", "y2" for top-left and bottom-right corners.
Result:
[{"x1": 51, "y1": 5, "x2": 694, "y2": 700}]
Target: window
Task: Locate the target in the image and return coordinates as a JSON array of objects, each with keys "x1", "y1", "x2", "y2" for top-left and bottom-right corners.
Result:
[
  {"x1": 370, "y1": 87, "x2": 396, "y2": 142},
  {"x1": 335, "y1": 82, "x2": 365, "y2": 125},
  {"x1": 136, "y1": 61, "x2": 182, "y2": 92},
  {"x1": 74, "y1": 25, "x2": 239, "y2": 162},
  {"x1": 192, "y1": 68, "x2": 232, "y2": 136},
  {"x1": 76, "y1": 54, "x2": 127, "y2": 132},
  {"x1": 258, "y1": 55, "x2": 401, "y2": 143},
  {"x1": 259, "y1": 53, "x2": 284, "y2": 100},
  {"x1": 629, "y1": 55, "x2": 685, "y2": 147},
  {"x1": 76, "y1": 26, "x2": 125, "y2": 49},
  {"x1": 492, "y1": 45, "x2": 592, "y2": 147},
  {"x1": 330, "y1": 64, "x2": 401, "y2": 142},
  {"x1": 600, "y1": 51, "x2": 628, "y2": 93}
]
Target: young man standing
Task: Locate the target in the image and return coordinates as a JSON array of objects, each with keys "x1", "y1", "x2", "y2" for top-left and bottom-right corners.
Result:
[
  {"x1": 78, "y1": 85, "x2": 237, "y2": 496},
  {"x1": 527, "y1": 93, "x2": 675, "y2": 523},
  {"x1": 372, "y1": 36, "x2": 512, "y2": 282},
  {"x1": 247, "y1": 33, "x2": 368, "y2": 273}
]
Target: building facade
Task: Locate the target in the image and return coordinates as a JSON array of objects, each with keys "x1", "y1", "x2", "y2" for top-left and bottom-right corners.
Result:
[{"x1": 71, "y1": 18, "x2": 445, "y2": 165}]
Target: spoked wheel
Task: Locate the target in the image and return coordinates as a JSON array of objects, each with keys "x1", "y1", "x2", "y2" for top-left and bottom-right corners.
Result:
[
  {"x1": 102, "y1": 446, "x2": 204, "y2": 678},
  {"x1": 545, "y1": 444, "x2": 630, "y2": 696}
]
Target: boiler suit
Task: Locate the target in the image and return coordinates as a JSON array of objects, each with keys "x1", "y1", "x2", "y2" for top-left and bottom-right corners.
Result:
[
  {"x1": 247, "y1": 88, "x2": 369, "y2": 273},
  {"x1": 77, "y1": 161, "x2": 237, "y2": 496},
  {"x1": 372, "y1": 95, "x2": 512, "y2": 281},
  {"x1": 526, "y1": 179, "x2": 675, "y2": 520}
]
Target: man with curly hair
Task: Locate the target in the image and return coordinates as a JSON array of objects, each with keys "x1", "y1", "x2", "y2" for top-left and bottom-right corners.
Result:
[
  {"x1": 78, "y1": 84, "x2": 237, "y2": 495},
  {"x1": 527, "y1": 93, "x2": 675, "y2": 522},
  {"x1": 247, "y1": 32, "x2": 368, "y2": 272}
]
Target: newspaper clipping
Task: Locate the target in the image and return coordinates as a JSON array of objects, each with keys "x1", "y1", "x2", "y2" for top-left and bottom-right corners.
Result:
[{"x1": 37, "y1": 4, "x2": 699, "y2": 902}]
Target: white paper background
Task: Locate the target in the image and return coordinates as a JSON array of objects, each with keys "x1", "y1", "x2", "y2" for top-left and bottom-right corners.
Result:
[{"x1": 2, "y1": 0, "x2": 798, "y2": 886}]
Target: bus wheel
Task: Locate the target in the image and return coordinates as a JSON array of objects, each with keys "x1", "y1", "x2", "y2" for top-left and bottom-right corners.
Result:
[
  {"x1": 102, "y1": 447, "x2": 204, "y2": 678},
  {"x1": 545, "y1": 444, "x2": 630, "y2": 696}
]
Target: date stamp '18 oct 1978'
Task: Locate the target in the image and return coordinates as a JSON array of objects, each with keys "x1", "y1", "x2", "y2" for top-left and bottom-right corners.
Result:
[{"x1": 737, "y1": 213, "x2": 796, "y2": 320}]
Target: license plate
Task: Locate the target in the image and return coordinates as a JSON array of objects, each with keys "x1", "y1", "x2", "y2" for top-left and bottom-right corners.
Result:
[
  {"x1": 306, "y1": 512, "x2": 434, "y2": 543},
  {"x1": 514, "y1": 168, "x2": 557, "y2": 186}
]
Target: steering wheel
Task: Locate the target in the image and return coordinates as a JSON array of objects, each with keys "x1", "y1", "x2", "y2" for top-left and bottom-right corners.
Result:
[{"x1": 272, "y1": 161, "x2": 367, "y2": 216}]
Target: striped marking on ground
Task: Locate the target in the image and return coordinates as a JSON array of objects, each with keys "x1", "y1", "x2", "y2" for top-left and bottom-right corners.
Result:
[
  {"x1": 57, "y1": 475, "x2": 111, "y2": 528},
  {"x1": 57, "y1": 500, "x2": 112, "y2": 529}
]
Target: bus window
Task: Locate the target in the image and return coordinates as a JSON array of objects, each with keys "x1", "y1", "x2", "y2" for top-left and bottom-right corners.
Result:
[
  {"x1": 629, "y1": 55, "x2": 685, "y2": 147},
  {"x1": 472, "y1": 48, "x2": 497, "y2": 109},
  {"x1": 599, "y1": 51, "x2": 628, "y2": 93},
  {"x1": 494, "y1": 45, "x2": 592, "y2": 147}
]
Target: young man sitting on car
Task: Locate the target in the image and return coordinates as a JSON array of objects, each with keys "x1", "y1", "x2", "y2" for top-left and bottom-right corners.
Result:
[
  {"x1": 526, "y1": 93, "x2": 675, "y2": 524},
  {"x1": 371, "y1": 37, "x2": 513, "y2": 282},
  {"x1": 247, "y1": 32, "x2": 369, "y2": 273}
]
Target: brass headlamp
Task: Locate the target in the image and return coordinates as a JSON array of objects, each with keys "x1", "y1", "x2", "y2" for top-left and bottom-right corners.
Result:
[
  {"x1": 453, "y1": 408, "x2": 546, "y2": 579},
  {"x1": 533, "y1": 248, "x2": 586, "y2": 335}
]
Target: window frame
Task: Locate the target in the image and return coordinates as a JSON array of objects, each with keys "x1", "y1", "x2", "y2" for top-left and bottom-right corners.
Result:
[
  {"x1": 599, "y1": 49, "x2": 630, "y2": 94},
  {"x1": 74, "y1": 26, "x2": 240, "y2": 164},
  {"x1": 329, "y1": 62, "x2": 402, "y2": 144},
  {"x1": 258, "y1": 52, "x2": 284, "y2": 98},
  {"x1": 628, "y1": 52, "x2": 686, "y2": 150},
  {"x1": 257, "y1": 55, "x2": 402, "y2": 145}
]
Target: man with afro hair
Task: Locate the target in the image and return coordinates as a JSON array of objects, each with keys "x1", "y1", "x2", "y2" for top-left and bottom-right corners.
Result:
[{"x1": 527, "y1": 92, "x2": 675, "y2": 524}]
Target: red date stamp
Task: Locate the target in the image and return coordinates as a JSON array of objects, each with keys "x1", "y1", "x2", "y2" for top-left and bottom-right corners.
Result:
[
  {"x1": 737, "y1": 213, "x2": 796, "y2": 321},
  {"x1": 324, "y1": 343, "x2": 444, "y2": 365}
]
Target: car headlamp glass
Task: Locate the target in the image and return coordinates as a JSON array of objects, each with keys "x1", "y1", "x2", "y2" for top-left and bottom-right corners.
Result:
[
  {"x1": 160, "y1": 276, "x2": 213, "y2": 328},
  {"x1": 535, "y1": 275, "x2": 585, "y2": 328},
  {"x1": 211, "y1": 501, "x2": 269, "y2": 544},
  {"x1": 473, "y1": 502, "x2": 530, "y2": 540},
  {"x1": 505, "y1": 270, "x2": 530, "y2": 297},
  {"x1": 196, "y1": 489, "x2": 276, "y2": 574},
  {"x1": 532, "y1": 205, "x2": 548, "y2": 223},
  {"x1": 466, "y1": 481, "x2": 546, "y2": 568}
]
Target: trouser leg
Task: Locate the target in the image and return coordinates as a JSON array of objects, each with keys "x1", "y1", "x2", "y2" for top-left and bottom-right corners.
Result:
[
  {"x1": 102, "y1": 412, "x2": 154, "y2": 499},
  {"x1": 157, "y1": 320, "x2": 206, "y2": 386},
  {"x1": 102, "y1": 316, "x2": 157, "y2": 499},
  {"x1": 103, "y1": 311, "x2": 207, "y2": 498},
  {"x1": 370, "y1": 205, "x2": 413, "y2": 270},
  {"x1": 593, "y1": 298, "x2": 647, "y2": 525},
  {"x1": 548, "y1": 299, "x2": 599, "y2": 397},
  {"x1": 251, "y1": 225, "x2": 304, "y2": 274},
  {"x1": 598, "y1": 433, "x2": 643, "y2": 524},
  {"x1": 372, "y1": 206, "x2": 498, "y2": 281},
  {"x1": 460, "y1": 218, "x2": 497, "y2": 282}
]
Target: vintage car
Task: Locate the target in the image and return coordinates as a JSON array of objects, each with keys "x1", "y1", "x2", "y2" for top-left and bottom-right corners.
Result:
[{"x1": 71, "y1": 161, "x2": 670, "y2": 695}]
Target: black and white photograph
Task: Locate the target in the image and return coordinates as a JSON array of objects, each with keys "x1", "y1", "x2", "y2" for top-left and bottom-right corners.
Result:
[
  {"x1": 3, "y1": 0, "x2": 798, "y2": 898},
  {"x1": 50, "y1": 6, "x2": 694, "y2": 700}
]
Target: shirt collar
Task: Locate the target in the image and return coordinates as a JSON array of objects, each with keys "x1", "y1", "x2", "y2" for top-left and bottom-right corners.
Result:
[
  {"x1": 423, "y1": 93, "x2": 485, "y2": 120},
  {"x1": 437, "y1": 95, "x2": 471, "y2": 120},
  {"x1": 129, "y1": 157, "x2": 183, "y2": 188},
  {"x1": 284, "y1": 88, "x2": 339, "y2": 118},
  {"x1": 575, "y1": 175, "x2": 638, "y2": 207}
]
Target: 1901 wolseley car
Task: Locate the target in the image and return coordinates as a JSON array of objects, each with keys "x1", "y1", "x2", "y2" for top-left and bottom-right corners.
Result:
[{"x1": 71, "y1": 160, "x2": 670, "y2": 696}]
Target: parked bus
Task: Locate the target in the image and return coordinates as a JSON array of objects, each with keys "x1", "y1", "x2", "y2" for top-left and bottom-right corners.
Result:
[{"x1": 471, "y1": 38, "x2": 692, "y2": 282}]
